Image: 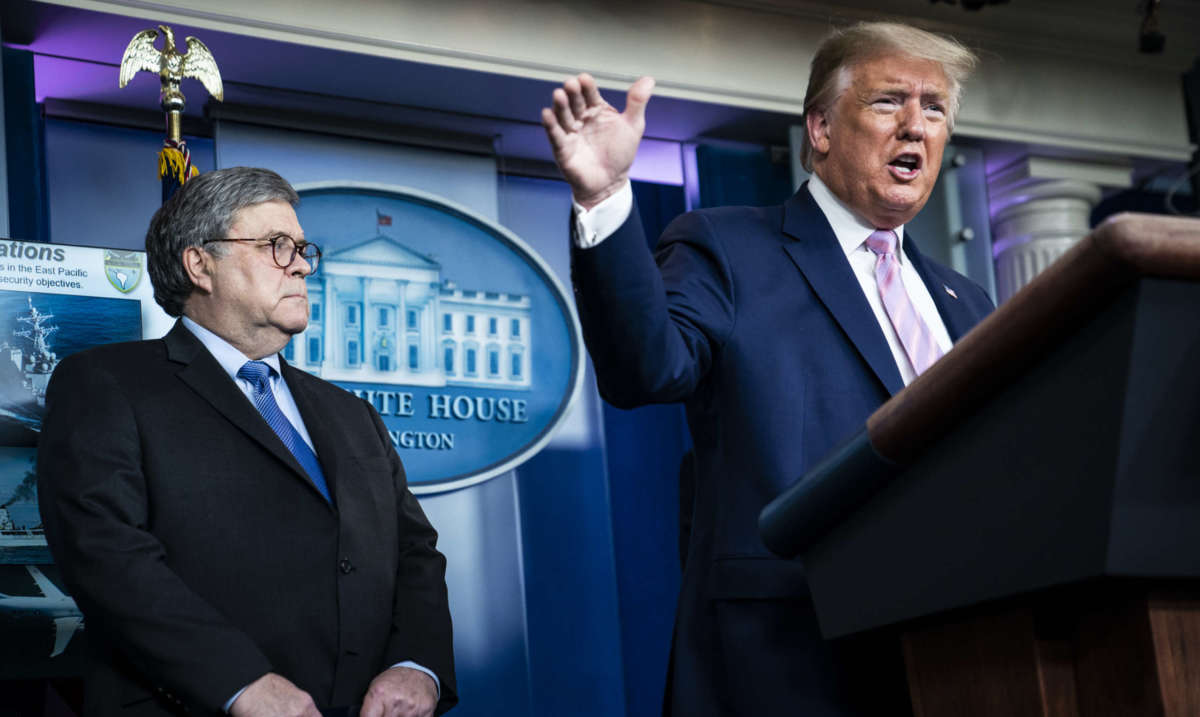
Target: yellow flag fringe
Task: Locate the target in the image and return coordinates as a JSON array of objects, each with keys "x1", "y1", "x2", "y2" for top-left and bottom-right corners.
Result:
[{"x1": 158, "y1": 146, "x2": 199, "y2": 185}]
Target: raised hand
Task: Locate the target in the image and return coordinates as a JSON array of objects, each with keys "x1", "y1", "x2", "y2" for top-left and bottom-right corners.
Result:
[{"x1": 541, "y1": 73, "x2": 655, "y2": 210}]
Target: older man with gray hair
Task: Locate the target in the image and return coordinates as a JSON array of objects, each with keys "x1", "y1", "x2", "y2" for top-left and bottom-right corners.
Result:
[
  {"x1": 543, "y1": 21, "x2": 993, "y2": 716},
  {"x1": 39, "y1": 167, "x2": 456, "y2": 717}
]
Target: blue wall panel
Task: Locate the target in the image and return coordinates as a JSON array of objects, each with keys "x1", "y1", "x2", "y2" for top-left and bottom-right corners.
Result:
[
  {"x1": 420, "y1": 474, "x2": 533, "y2": 715},
  {"x1": 215, "y1": 121, "x2": 499, "y2": 222},
  {"x1": 43, "y1": 118, "x2": 214, "y2": 250}
]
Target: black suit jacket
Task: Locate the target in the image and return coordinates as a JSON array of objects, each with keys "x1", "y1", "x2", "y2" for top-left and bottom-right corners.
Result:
[
  {"x1": 37, "y1": 321, "x2": 456, "y2": 716},
  {"x1": 571, "y1": 185, "x2": 993, "y2": 715}
]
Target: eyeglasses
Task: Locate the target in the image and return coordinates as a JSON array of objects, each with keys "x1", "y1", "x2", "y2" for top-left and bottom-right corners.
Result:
[{"x1": 203, "y1": 234, "x2": 322, "y2": 272}]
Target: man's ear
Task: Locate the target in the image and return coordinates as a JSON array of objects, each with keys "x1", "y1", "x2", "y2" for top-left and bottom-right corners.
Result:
[
  {"x1": 182, "y1": 246, "x2": 214, "y2": 294},
  {"x1": 806, "y1": 108, "x2": 832, "y2": 157}
]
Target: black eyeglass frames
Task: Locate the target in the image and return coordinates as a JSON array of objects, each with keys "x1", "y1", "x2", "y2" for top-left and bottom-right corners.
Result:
[{"x1": 203, "y1": 234, "x2": 321, "y2": 271}]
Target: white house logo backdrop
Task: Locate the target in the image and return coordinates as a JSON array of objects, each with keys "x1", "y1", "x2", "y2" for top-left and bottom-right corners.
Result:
[{"x1": 292, "y1": 183, "x2": 583, "y2": 493}]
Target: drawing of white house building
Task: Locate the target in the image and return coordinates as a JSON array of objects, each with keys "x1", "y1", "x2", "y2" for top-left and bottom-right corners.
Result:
[{"x1": 283, "y1": 232, "x2": 532, "y2": 390}]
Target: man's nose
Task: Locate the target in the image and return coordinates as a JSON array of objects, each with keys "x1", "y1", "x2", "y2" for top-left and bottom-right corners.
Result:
[
  {"x1": 290, "y1": 253, "x2": 313, "y2": 277},
  {"x1": 897, "y1": 103, "x2": 926, "y2": 141}
]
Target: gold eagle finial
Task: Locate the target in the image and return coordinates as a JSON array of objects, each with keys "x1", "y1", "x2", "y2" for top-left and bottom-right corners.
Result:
[{"x1": 119, "y1": 25, "x2": 223, "y2": 140}]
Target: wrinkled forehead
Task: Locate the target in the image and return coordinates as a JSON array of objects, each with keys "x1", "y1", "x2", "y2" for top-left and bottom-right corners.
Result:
[
  {"x1": 846, "y1": 53, "x2": 951, "y2": 97},
  {"x1": 228, "y1": 199, "x2": 305, "y2": 239}
]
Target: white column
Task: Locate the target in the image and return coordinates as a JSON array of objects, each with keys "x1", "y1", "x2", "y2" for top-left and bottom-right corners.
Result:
[
  {"x1": 397, "y1": 279, "x2": 409, "y2": 375},
  {"x1": 359, "y1": 276, "x2": 367, "y2": 368},
  {"x1": 424, "y1": 285, "x2": 438, "y2": 374},
  {"x1": 324, "y1": 280, "x2": 335, "y2": 372},
  {"x1": 989, "y1": 156, "x2": 1132, "y2": 303}
]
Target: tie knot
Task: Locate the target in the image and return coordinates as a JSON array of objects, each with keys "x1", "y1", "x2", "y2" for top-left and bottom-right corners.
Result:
[
  {"x1": 237, "y1": 360, "x2": 274, "y2": 390},
  {"x1": 865, "y1": 229, "x2": 897, "y2": 257}
]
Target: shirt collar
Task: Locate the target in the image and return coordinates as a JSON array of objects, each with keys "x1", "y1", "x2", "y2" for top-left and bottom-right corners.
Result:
[
  {"x1": 181, "y1": 316, "x2": 282, "y2": 381},
  {"x1": 807, "y1": 172, "x2": 906, "y2": 261}
]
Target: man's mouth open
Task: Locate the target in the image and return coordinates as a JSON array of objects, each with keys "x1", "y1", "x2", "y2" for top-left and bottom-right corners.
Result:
[{"x1": 888, "y1": 154, "x2": 922, "y2": 180}]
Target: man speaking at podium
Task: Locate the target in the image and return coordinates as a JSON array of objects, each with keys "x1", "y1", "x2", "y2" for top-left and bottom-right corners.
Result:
[
  {"x1": 38, "y1": 168, "x2": 456, "y2": 717},
  {"x1": 543, "y1": 22, "x2": 994, "y2": 716}
]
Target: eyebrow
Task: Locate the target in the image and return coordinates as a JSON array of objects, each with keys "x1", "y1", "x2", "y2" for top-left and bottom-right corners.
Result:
[
  {"x1": 863, "y1": 84, "x2": 949, "y2": 107},
  {"x1": 266, "y1": 231, "x2": 309, "y2": 242},
  {"x1": 870, "y1": 82, "x2": 947, "y2": 94}
]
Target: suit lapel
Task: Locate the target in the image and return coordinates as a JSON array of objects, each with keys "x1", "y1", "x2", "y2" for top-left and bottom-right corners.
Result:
[
  {"x1": 283, "y1": 361, "x2": 346, "y2": 505},
  {"x1": 904, "y1": 238, "x2": 976, "y2": 342},
  {"x1": 781, "y1": 186, "x2": 905, "y2": 396},
  {"x1": 164, "y1": 322, "x2": 329, "y2": 503}
]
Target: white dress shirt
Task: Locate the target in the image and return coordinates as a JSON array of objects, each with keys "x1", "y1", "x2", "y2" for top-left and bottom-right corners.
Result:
[
  {"x1": 179, "y1": 317, "x2": 440, "y2": 710},
  {"x1": 572, "y1": 175, "x2": 954, "y2": 385},
  {"x1": 181, "y1": 316, "x2": 317, "y2": 450}
]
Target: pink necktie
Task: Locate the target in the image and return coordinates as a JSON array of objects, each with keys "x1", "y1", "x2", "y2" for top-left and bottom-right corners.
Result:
[{"x1": 865, "y1": 229, "x2": 944, "y2": 376}]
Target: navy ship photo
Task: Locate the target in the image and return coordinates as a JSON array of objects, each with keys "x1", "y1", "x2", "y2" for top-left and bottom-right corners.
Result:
[
  {"x1": 0, "y1": 297, "x2": 58, "y2": 446},
  {"x1": 0, "y1": 505, "x2": 44, "y2": 549},
  {"x1": 0, "y1": 453, "x2": 49, "y2": 563}
]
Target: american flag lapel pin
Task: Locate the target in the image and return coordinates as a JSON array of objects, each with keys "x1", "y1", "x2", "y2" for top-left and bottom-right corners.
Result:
[{"x1": 944, "y1": 285, "x2": 958, "y2": 299}]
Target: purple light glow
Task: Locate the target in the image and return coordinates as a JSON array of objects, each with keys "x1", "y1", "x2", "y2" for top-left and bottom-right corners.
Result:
[
  {"x1": 33, "y1": 55, "x2": 133, "y2": 105},
  {"x1": 630, "y1": 138, "x2": 684, "y2": 186},
  {"x1": 15, "y1": 4, "x2": 761, "y2": 191},
  {"x1": 494, "y1": 127, "x2": 685, "y2": 187}
]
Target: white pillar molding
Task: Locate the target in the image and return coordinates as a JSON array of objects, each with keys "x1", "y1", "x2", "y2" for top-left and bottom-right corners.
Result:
[{"x1": 988, "y1": 157, "x2": 1132, "y2": 303}]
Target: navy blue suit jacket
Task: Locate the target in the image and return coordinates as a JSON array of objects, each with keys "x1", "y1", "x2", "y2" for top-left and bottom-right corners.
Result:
[{"x1": 571, "y1": 184, "x2": 993, "y2": 715}]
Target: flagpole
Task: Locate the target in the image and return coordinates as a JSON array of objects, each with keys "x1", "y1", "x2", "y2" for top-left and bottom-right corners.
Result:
[{"x1": 118, "y1": 25, "x2": 224, "y2": 203}]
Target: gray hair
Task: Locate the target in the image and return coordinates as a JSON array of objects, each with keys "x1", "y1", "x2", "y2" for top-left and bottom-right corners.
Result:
[
  {"x1": 799, "y1": 22, "x2": 978, "y2": 171},
  {"x1": 145, "y1": 167, "x2": 299, "y2": 317}
]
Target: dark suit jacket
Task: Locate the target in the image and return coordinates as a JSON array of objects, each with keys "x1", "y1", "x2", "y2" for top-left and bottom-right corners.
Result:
[
  {"x1": 571, "y1": 184, "x2": 993, "y2": 716},
  {"x1": 37, "y1": 321, "x2": 456, "y2": 716}
]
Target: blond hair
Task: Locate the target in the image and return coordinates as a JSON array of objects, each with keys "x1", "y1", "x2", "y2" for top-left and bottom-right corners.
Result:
[{"x1": 799, "y1": 22, "x2": 978, "y2": 171}]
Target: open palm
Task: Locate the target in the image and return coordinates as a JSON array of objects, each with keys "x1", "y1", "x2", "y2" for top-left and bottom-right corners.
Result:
[{"x1": 542, "y1": 74, "x2": 655, "y2": 209}]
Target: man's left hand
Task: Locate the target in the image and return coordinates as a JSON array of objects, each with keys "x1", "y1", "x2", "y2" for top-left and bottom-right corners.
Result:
[{"x1": 359, "y1": 667, "x2": 438, "y2": 717}]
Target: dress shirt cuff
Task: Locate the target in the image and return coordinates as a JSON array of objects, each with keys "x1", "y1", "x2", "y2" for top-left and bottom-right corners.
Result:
[
  {"x1": 572, "y1": 181, "x2": 633, "y2": 249},
  {"x1": 223, "y1": 685, "x2": 249, "y2": 714},
  {"x1": 391, "y1": 661, "x2": 441, "y2": 700}
]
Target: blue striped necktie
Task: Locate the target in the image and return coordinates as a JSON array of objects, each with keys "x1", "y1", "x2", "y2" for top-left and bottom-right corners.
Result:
[{"x1": 237, "y1": 360, "x2": 331, "y2": 502}]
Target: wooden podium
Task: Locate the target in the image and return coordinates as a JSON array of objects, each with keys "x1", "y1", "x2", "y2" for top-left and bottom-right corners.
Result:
[{"x1": 760, "y1": 214, "x2": 1200, "y2": 717}]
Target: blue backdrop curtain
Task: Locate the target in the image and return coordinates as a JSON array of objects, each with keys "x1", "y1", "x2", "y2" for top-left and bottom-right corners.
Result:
[
  {"x1": 696, "y1": 144, "x2": 794, "y2": 209},
  {"x1": 4, "y1": 48, "x2": 48, "y2": 243}
]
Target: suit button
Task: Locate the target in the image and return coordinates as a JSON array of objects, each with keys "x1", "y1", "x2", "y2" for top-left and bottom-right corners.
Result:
[{"x1": 339, "y1": 558, "x2": 354, "y2": 574}]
